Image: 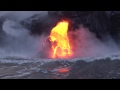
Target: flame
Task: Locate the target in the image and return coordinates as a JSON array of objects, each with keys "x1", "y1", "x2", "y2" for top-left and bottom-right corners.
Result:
[{"x1": 49, "y1": 20, "x2": 72, "y2": 58}]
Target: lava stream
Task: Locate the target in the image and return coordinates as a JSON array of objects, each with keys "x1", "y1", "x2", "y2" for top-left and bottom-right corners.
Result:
[{"x1": 49, "y1": 20, "x2": 72, "y2": 58}]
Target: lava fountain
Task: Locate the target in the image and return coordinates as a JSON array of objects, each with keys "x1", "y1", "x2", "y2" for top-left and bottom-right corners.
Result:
[{"x1": 48, "y1": 20, "x2": 72, "y2": 58}]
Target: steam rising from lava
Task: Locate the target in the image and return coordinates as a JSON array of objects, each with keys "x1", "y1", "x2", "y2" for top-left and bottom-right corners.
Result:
[
  {"x1": 68, "y1": 25, "x2": 120, "y2": 58},
  {"x1": 41, "y1": 22, "x2": 120, "y2": 59},
  {"x1": 0, "y1": 19, "x2": 42, "y2": 57},
  {"x1": 0, "y1": 11, "x2": 119, "y2": 59},
  {"x1": 0, "y1": 11, "x2": 48, "y2": 57}
]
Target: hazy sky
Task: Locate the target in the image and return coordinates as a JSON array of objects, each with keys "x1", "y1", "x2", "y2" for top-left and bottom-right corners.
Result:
[
  {"x1": 0, "y1": 11, "x2": 11, "y2": 16},
  {"x1": 0, "y1": 11, "x2": 48, "y2": 21}
]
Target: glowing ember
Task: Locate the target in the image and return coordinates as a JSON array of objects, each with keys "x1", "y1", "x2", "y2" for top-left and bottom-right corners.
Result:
[
  {"x1": 57, "y1": 68, "x2": 70, "y2": 73},
  {"x1": 49, "y1": 20, "x2": 72, "y2": 58}
]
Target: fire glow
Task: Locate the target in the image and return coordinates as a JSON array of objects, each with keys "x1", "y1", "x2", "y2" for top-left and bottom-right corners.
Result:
[
  {"x1": 49, "y1": 20, "x2": 72, "y2": 58},
  {"x1": 57, "y1": 67, "x2": 70, "y2": 73}
]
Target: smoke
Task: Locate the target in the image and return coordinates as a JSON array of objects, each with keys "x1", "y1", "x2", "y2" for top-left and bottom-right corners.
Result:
[
  {"x1": 0, "y1": 11, "x2": 120, "y2": 58},
  {"x1": 0, "y1": 11, "x2": 48, "y2": 21},
  {"x1": 68, "y1": 25, "x2": 120, "y2": 58},
  {"x1": 0, "y1": 11, "x2": 11, "y2": 17},
  {"x1": 10, "y1": 11, "x2": 48, "y2": 21},
  {"x1": 0, "y1": 11, "x2": 48, "y2": 57},
  {"x1": 2, "y1": 20, "x2": 29, "y2": 37}
]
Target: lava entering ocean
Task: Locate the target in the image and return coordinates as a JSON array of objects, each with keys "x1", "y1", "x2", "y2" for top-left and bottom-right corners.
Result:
[{"x1": 48, "y1": 20, "x2": 72, "y2": 58}]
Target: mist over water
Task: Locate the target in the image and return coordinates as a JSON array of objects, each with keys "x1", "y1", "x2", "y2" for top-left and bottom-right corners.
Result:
[
  {"x1": 0, "y1": 11, "x2": 48, "y2": 57},
  {"x1": 0, "y1": 11, "x2": 120, "y2": 59}
]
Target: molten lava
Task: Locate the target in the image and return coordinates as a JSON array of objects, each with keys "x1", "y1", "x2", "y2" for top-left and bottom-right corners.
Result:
[{"x1": 49, "y1": 20, "x2": 72, "y2": 58}]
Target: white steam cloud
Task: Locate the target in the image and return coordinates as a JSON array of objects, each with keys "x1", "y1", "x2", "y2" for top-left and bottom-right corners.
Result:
[
  {"x1": 0, "y1": 11, "x2": 11, "y2": 17},
  {"x1": 68, "y1": 25, "x2": 120, "y2": 58},
  {"x1": 0, "y1": 11, "x2": 48, "y2": 57},
  {"x1": 0, "y1": 11, "x2": 48, "y2": 21},
  {"x1": 0, "y1": 11, "x2": 120, "y2": 59}
]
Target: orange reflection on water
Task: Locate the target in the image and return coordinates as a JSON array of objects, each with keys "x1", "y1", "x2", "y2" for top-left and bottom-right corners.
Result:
[{"x1": 57, "y1": 67, "x2": 70, "y2": 73}]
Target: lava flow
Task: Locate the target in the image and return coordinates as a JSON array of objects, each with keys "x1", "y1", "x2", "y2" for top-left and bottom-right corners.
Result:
[{"x1": 48, "y1": 20, "x2": 72, "y2": 58}]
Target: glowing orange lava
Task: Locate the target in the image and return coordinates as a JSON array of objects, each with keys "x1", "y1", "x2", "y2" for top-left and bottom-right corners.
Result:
[{"x1": 49, "y1": 20, "x2": 72, "y2": 58}]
